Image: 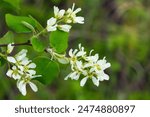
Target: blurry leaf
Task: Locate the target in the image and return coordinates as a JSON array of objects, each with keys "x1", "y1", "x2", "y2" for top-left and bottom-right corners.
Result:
[
  {"x1": 0, "y1": 31, "x2": 14, "y2": 44},
  {"x1": 0, "y1": 57, "x2": 6, "y2": 67},
  {"x1": 34, "y1": 56, "x2": 60, "y2": 85},
  {"x1": 49, "y1": 30, "x2": 69, "y2": 53},
  {"x1": 3, "y1": 0, "x2": 20, "y2": 9},
  {"x1": 31, "y1": 37, "x2": 46, "y2": 52},
  {"x1": 5, "y1": 14, "x2": 36, "y2": 33},
  {"x1": 29, "y1": 15, "x2": 44, "y2": 31}
]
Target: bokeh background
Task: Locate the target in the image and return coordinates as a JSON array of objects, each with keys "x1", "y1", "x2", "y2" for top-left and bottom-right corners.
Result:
[{"x1": 0, "y1": 0, "x2": 150, "y2": 99}]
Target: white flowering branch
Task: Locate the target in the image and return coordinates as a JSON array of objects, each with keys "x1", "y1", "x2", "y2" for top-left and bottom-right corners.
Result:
[{"x1": 0, "y1": 3, "x2": 111, "y2": 96}]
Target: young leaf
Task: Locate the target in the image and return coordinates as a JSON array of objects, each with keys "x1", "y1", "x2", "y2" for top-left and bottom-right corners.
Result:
[
  {"x1": 21, "y1": 21, "x2": 36, "y2": 33},
  {"x1": 33, "y1": 56, "x2": 60, "y2": 85},
  {"x1": 5, "y1": 14, "x2": 36, "y2": 33},
  {"x1": 31, "y1": 37, "x2": 45, "y2": 52},
  {"x1": 0, "y1": 31, "x2": 14, "y2": 44},
  {"x1": 29, "y1": 15, "x2": 44, "y2": 32},
  {"x1": 49, "y1": 30, "x2": 69, "y2": 53}
]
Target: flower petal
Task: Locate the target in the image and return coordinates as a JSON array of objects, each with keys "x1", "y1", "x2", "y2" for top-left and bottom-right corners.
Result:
[
  {"x1": 6, "y1": 69, "x2": 13, "y2": 77},
  {"x1": 28, "y1": 70, "x2": 36, "y2": 75},
  {"x1": 57, "y1": 57, "x2": 69, "y2": 64},
  {"x1": 92, "y1": 77, "x2": 99, "y2": 87},
  {"x1": 54, "y1": 6, "x2": 59, "y2": 17},
  {"x1": 58, "y1": 24, "x2": 72, "y2": 32},
  {"x1": 18, "y1": 80, "x2": 27, "y2": 96},
  {"x1": 7, "y1": 43, "x2": 14, "y2": 54},
  {"x1": 80, "y1": 77, "x2": 88, "y2": 87},
  {"x1": 7, "y1": 56, "x2": 16, "y2": 63},
  {"x1": 47, "y1": 17, "x2": 57, "y2": 26},
  {"x1": 28, "y1": 63, "x2": 36, "y2": 68},
  {"x1": 29, "y1": 82, "x2": 38, "y2": 92},
  {"x1": 74, "y1": 16, "x2": 84, "y2": 24}
]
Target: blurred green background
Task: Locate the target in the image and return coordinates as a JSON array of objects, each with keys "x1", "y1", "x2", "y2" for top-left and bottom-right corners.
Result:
[{"x1": 0, "y1": 0, "x2": 150, "y2": 100}]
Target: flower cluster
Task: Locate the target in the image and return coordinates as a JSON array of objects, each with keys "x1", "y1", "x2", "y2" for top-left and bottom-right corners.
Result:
[
  {"x1": 65, "y1": 44, "x2": 111, "y2": 87},
  {"x1": 46, "y1": 3, "x2": 84, "y2": 32},
  {"x1": 6, "y1": 44, "x2": 41, "y2": 96}
]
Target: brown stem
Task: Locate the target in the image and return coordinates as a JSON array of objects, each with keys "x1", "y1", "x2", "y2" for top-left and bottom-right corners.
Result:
[{"x1": 0, "y1": 40, "x2": 32, "y2": 47}]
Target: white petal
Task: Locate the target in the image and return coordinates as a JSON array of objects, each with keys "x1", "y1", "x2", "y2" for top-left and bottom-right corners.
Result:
[
  {"x1": 12, "y1": 73, "x2": 21, "y2": 80},
  {"x1": 30, "y1": 75, "x2": 42, "y2": 79},
  {"x1": 92, "y1": 77, "x2": 99, "y2": 86},
  {"x1": 69, "y1": 49, "x2": 73, "y2": 57},
  {"x1": 57, "y1": 57, "x2": 69, "y2": 64},
  {"x1": 74, "y1": 16, "x2": 84, "y2": 24},
  {"x1": 54, "y1": 6, "x2": 59, "y2": 17},
  {"x1": 18, "y1": 81, "x2": 27, "y2": 96},
  {"x1": 28, "y1": 70, "x2": 36, "y2": 75},
  {"x1": 69, "y1": 72, "x2": 77, "y2": 79},
  {"x1": 98, "y1": 71, "x2": 109, "y2": 81},
  {"x1": 16, "y1": 49, "x2": 27, "y2": 61},
  {"x1": 58, "y1": 10, "x2": 65, "y2": 18},
  {"x1": 6, "y1": 69, "x2": 13, "y2": 77},
  {"x1": 47, "y1": 17, "x2": 57, "y2": 26},
  {"x1": 80, "y1": 77, "x2": 88, "y2": 87},
  {"x1": 20, "y1": 57, "x2": 30, "y2": 65},
  {"x1": 47, "y1": 25, "x2": 57, "y2": 32},
  {"x1": 29, "y1": 82, "x2": 38, "y2": 92},
  {"x1": 7, "y1": 56, "x2": 16, "y2": 63},
  {"x1": 28, "y1": 63, "x2": 36, "y2": 68},
  {"x1": 73, "y1": 73, "x2": 80, "y2": 80},
  {"x1": 7, "y1": 43, "x2": 14, "y2": 54},
  {"x1": 64, "y1": 73, "x2": 71, "y2": 80},
  {"x1": 74, "y1": 8, "x2": 81, "y2": 14},
  {"x1": 18, "y1": 65, "x2": 24, "y2": 71},
  {"x1": 76, "y1": 51, "x2": 86, "y2": 57},
  {"x1": 58, "y1": 25, "x2": 72, "y2": 32},
  {"x1": 104, "y1": 63, "x2": 111, "y2": 70}
]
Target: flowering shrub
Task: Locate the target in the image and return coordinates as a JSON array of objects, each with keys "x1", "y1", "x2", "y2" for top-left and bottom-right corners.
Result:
[{"x1": 0, "y1": 3, "x2": 111, "y2": 96}]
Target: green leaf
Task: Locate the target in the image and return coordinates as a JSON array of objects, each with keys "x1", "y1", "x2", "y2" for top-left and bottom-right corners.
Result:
[
  {"x1": 31, "y1": 37, "x2": 45, "y2": 52},
  {"x1": 0, "y1": 57, "x2": 6, "y2": 67},
  {"x1": 29, "y1": 15, "x2": 44, "y2": 32},
  {"x1": 21, "y1": 21, "x2": 36, "y2": 33},
  {"x1": 49, "y1": 30, "x2": 69, "y2": 53},
  {"x1": 34, "y1": 56, "x2": 60, "y2": 85},
  {"x1": 3, "y1": 0, "x2": 20, "y2": 9},
  {"x1": 0, "y1": 31, "x2": 14, "y2": 44},
  {"x1": 5, "y1": 14, "x2": 36, "y2": 33}
]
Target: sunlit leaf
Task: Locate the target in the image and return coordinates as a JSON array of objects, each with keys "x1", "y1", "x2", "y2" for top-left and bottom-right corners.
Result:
[
  {"x1": 49, "y1": 30, "x2": 69, "y2": 53},
  {"x1": 5, "y1": 14, "x2": 36, "y2": 33}
]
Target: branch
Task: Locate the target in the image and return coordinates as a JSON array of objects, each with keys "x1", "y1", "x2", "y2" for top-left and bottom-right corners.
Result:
[{"x1": 0, "y1": 40, "x2": 32, "y2": 47}]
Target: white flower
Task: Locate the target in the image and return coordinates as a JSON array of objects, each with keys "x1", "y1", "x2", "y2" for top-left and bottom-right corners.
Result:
[
  {"x1": 54, "y1": 6, "x2": 65, "y2": 19},
  {"x1": 69, "y1": 44, "x2": 86, "y2": 66},
  {"x1": 17, "y1": 75, "x2": 41, "y2": 96},
  {"x1": 7, "y1": 43, "x2": 14, "y2": 54},
  {"x1": 80, "y1": 69, "x2": 100, "y2": 87},
  {"x1": 65, "y1": 44, "x2": 111, "y2": 87},
  {"x1": 66, "y1": 3, "x2": 84, "y2": 24},
  {"x1": 65, "y1": 61, "x2": 84, "y2": 80},
  {"x1": 6, "y1": 66, "x2": 23, "y2": 80},
  {"x1": 58, "y1": 24, "x2": 72, "y2": 32},
  {"x1": 7, "y1": 49, "x2": 28, "y2": 66},
  {"x1": 46, "y1": 17, "x2": 57, "y2": 32}
]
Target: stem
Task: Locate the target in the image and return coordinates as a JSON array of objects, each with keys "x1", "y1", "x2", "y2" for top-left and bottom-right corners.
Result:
[
  {"x1": 35, "y1": 28, "x2": 47, "y2": 37},
  {"x1": 0, "y1": 40, "x2": 32, "y2": 47}
]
